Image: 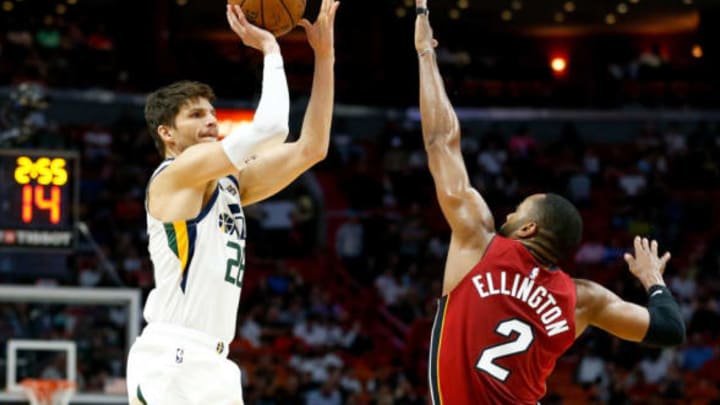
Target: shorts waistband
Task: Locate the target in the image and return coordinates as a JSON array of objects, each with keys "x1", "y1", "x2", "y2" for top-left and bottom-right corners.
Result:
[{"x1": 141, "y1": 323, "x2": 229, "y2": 357}]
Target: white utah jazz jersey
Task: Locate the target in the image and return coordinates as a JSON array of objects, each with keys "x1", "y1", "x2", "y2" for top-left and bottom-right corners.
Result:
[{"x1": 143, "y1": 160, "x2": 247, "y2": 342}]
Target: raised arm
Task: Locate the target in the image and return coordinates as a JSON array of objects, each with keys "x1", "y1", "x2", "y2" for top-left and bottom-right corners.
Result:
[
  {"x1": 415, "y1": 1, "x2": 494, "y2": 245},
  {"x1": 237, "y1": 0, "x2": 339, "y2": 206},
  {"x1": 147, "y1": 8, "x2": 288, "y2": 222},
  {"x1": 575, "y1": 237, "x2": 685, "y2": 346},
  {"x1": 221, "y1": 4, "x2": 289, "y2": 171},
  {"x1": 157, "y1": 47, "x2": 289, "y2": 191}
]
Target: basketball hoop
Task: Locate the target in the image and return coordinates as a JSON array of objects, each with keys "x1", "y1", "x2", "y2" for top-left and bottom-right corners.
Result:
[{"x1": 20, "y1": 379, "x2": 76, "y2": 405}]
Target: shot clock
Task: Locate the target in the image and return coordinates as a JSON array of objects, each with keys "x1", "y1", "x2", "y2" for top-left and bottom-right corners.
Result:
[{"x1": 0, "y1": 149, "x2": 79, "y2": 250}]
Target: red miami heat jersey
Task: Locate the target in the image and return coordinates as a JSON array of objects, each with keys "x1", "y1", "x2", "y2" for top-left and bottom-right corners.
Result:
[{"x1": 429, "y1": 236, "x2": 576, "y2": 404}]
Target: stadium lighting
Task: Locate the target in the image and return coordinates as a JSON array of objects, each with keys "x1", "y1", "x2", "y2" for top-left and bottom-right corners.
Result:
[
  {"x1": 551, "y1": 57, "x2": 568, "y2": 75},
  {"x1": 692, "y1": 44, "x2": 703, "y2": 59}
]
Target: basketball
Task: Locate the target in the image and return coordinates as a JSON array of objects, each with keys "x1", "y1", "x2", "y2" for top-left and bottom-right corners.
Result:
[{"x1": 228, "y1": 0, "x2": 307, "y2": 37}]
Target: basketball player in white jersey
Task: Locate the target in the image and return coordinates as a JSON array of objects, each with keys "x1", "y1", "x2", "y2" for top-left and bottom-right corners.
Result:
[{"x1": 125, "y1": 2, "x2": 339, "y2": 404}]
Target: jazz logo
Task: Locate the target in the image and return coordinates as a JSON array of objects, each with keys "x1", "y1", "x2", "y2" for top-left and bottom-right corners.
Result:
[{"x1": 14, "y1": 156, "x2": 68, "y2": 225}]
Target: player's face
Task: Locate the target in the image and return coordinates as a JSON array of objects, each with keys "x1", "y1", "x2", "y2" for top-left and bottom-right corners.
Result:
[
  {"x1": 169, "y1": 98, "x2": 219, "y2": 152},
  {"x1": 499, "y1": 195, "x2": 541, "y2": 238}
]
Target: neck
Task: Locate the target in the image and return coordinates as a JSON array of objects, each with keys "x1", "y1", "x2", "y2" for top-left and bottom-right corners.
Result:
[{"x1": 520, "y1": 239, "x2": 558, "y2": 268}]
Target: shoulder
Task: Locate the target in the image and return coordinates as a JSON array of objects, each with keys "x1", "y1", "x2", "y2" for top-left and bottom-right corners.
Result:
[
  {"x1": 574, "y1": 278, "x2": 599, "y2": 299},
  {"x1": 573, "y1": 278, "x2": 616, "y2": 312},
  {"x1": 481, "y1": 235, "x2": 514, "y2": 253}
]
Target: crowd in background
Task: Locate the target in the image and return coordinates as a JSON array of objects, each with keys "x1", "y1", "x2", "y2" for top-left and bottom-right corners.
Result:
[
  {"x1": 1, "y1": 8, "x2": 720, "y2": 405},
  {"x1": 2, "y1": 10, "x2": 719, "y2": 108},
  {"x1": 1, "y1": 97, "x2": 720, "y2": 403}
]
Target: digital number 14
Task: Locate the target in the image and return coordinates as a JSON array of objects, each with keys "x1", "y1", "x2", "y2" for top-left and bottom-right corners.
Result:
[{"x1": 22, "y1": 185, "x2": 61, "y2": 224}]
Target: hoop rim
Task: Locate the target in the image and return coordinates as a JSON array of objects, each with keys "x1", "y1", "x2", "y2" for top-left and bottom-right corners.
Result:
[{"x1": 20, "y1": 379, "x2": 76, "y2": 405}]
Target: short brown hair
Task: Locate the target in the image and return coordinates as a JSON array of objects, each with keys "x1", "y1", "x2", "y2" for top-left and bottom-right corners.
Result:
[{"x1": 144, "y1": 81, "x2": 215, "y2": 156}]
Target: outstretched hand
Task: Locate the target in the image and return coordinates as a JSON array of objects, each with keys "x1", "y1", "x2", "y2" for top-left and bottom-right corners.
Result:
[
  {"x1": 226, "y1": 4, "x2": 279, "y2": 54},
  {"x1": 298, "y1": 0, "x2": 339, "y2": 58},
  {"x1": 623, "y1": 236, "x2": 671, "y2": 290},
  {"x1": 415, "y1": 0, "x2": 438, "y2": 53}
]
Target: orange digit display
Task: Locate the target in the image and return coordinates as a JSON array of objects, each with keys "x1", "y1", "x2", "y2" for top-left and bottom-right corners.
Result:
[
  {"x1": 2, "y1": 150, "x2": 78, "y2": 250},
  {"x1": 20, "y1": 185, "x2": 61, "y2": 224},
  {"x1": 34, "y1": 186, "x2": 61, "y2": 224},
  {"x1": 22, "y1": 185, "x2": 33, "y2": 223}
]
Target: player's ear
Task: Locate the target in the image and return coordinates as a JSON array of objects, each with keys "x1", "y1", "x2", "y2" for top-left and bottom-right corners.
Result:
[
  {"x1": 516, "y1": 221, "x2": 538, "y2": 238},
  {"x1": 158, "y1": 125, "x2": 172, "y2": 142}
]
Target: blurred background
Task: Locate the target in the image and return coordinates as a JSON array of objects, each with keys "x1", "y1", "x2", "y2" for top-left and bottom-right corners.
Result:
[{"x1": 1, "y1": 0, "x2": 720, "y2": 404}]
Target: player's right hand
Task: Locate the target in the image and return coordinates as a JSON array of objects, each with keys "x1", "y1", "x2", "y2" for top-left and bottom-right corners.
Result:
[
  {"x1": 623, "y1": 236, "x2": 671, "y2": 290},
  {"x1": 227, "y1": 4, "x2": 280, "y2": 55}
]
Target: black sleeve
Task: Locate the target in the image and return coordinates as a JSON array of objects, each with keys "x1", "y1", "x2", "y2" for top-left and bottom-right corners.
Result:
[{"x1": 642, "y1": 285, "x2": 686, "y2": 346}]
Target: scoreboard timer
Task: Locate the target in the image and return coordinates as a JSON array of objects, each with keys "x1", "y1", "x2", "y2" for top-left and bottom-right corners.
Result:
[{"x1": 0, "y1": 149, "x2": 79, "y2": 250}]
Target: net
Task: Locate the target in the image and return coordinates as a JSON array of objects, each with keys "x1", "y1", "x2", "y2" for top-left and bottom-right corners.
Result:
[{"x1": 20, "y1": 379, "x2": 75, "y2": 405}]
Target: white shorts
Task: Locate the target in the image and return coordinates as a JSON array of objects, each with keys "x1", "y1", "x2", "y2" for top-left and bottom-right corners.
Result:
[{"x1": 126, "y1": 323, "x2": 244, "y2": 405}]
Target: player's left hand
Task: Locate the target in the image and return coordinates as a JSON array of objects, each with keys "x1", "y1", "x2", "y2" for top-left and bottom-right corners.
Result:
[
  {"x1": 623, "y1": 236, "x2": 671, "y2": 290},
  {"x1": 298, "y1": 0, "x2": 339, "y2": 59},
  {"x1": 415, "y1": 0, "x2": 438, "y2": 53}
]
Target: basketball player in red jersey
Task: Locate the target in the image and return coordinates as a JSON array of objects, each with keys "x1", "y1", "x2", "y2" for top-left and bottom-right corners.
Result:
[{"x1": 414, "y1": 2, "x2": 686, "y2": 404}]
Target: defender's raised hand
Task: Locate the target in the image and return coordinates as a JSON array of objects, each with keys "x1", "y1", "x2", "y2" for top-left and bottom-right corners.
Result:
[
  {"x1": 624, "y1": 236, "x2": 671, "y2": 290},
  {"x1": 415, "y1": 0, "x2": 437, "y2": 54},
  {"x1": 298, "y1": 0, "x2": 340, "y2": 58},
  {"x1": 226, "y1": 4, "x2": 279, "y2": 54}
]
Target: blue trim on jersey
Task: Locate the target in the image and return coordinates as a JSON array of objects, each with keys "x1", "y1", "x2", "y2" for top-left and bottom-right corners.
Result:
[
  {"x1": 180, "y1": 221, "x2": 197, "y2": 293},
  {"x1": 226, "y1": 175, "x2": 239, "y2": 189},
  {"x1": 145, "y1": 159, "x2": 175, "y2": 210},
  {"x1": 187, "y1": 186, "x2": 219, "y2": 225},
  {"x1": 180, "y1": 180, "x2": 220, "y2": 293},
  {"x1": 150, "y1": 158, "x2": 175, "y2": 181}
]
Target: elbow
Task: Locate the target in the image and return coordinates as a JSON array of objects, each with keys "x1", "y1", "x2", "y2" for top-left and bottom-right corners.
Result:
[
  {"x1": 314, "y1": 147, "x2": 329, "y2": 162},
  {"x1": 299, "y1": 139, "x2": 329, "y2": 165},
  {"x1": 657, "y1": 323, "x2": 686, "y2": 347},
  {"x1": 436, "y1": 189, "x2": 466, "y2": 210},
  {"x1": 422, "y1": 115, "x2": 461, "y2": 149},
  {"x1": 297, "y1": 127, "x2": 330, "y2": 164},
  {"x1": 643, "y1": 308, "x2": 687, "y2": 347},
  {"x1": 668, "y1": 320, "x2": 687, "y2": 346},
  {"x1": 424, "y1": 130, "x2": 460, "y2": 151},
  {"x1": 306, "y1": 143, "x2": 328, "y2": 164}
]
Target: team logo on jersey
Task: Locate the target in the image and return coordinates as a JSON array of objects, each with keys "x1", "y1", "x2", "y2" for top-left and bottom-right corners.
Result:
[
  {"x1": 529, "y1": 267, "x2": 539, "y2": 280},
  {"x1": 218, "y1": 213, "x2": 237, "y2": 235},
  {"x1": 218, "y1": 204, "x2": 247, "y2": 239},
  {"x1": 216, "y1": 342, "x2": 224, "y2": 354},
  {"x1": 176, "y1": 348, "x2": 184, "y2": 364}
]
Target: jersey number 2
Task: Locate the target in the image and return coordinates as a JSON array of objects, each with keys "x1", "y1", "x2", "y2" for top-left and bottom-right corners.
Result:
[{"x1": 476, "y1": 319, "x2": 535, "y2": 382}]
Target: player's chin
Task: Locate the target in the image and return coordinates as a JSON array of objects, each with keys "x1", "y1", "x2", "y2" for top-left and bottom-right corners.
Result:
[{"x1": 198, "y1": 136, "x2": 218, "y2": 142}]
